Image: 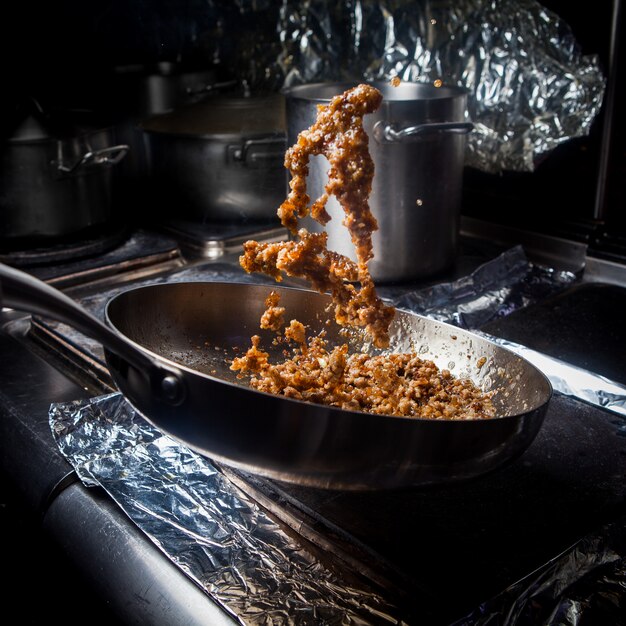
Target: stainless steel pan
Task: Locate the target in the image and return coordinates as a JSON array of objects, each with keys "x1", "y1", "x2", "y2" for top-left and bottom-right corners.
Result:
[{"x1": 0, "y1": 263, "x2": 552, "y2": 490}]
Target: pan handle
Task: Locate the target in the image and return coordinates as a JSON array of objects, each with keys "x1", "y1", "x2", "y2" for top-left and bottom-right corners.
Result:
[{"x1": 0, "y1": 263, "x2": 185, "y2": 405}]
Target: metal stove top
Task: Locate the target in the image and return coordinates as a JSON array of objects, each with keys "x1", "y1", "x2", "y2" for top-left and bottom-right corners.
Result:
[
  {"x1": 1, "y1": 221, "x2": 625, "y2": 625},
  {"x1": 159, "y1": 217, "x2": 286, "y2": 260}
]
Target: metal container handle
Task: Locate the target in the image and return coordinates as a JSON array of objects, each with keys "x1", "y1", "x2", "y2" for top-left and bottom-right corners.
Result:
[
  {"x1": 0, "y1": 262, "x2": 185, "y2": 406},
  {"x1": 57, "y1": 144, "x2": 130, "y2": 174},
  {"x1": 373, "y1": 121, "x2": 474, "y2": 143},
  {"x1": 230, "y1": 137, "x2": 286, "y2": 167}
]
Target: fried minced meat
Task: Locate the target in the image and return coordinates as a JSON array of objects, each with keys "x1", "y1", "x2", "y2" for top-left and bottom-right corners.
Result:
[
  {"x1": 239, "y1": 83, "x2": 394, "y2": 349},
  {"x1": 232, "y1": 84, "x2": 496, "y2": 420},
  {"x1": 231, "y1": 324, "x2": 496, "y2": 420},
  {"x1": 240, "y1": 229, "x2": 394, "y2": 349},
  {"x1": 259, "y1": 290, "x2": 285, "y2": 332}
]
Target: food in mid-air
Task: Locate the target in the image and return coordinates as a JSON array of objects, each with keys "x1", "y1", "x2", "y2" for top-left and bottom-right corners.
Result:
[{"x1": 233, "y1": 84, "x2": 495, "y2": 420}]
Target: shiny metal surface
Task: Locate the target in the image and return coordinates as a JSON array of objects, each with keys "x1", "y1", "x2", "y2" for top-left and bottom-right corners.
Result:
[
  {"x1": 284, "y1": 81, "x2": 471, "y2": 282},
  {"x1": 44, "y1": 482, "x2": 234, "y2": 625},
  {"x1": 0, "y1": 127, "x2": 127, "y2": 244},
  {"x1": 0, "y1": 263, "x2": 551, "y2": 489},
  {"x1": 104, "y1": 281, "x2": 551, "y2": 489},
  {"x1": 0, "y1": 317, "x2": 87, "y2": 512},
  {"x1": 141, "y1": 94, "x2": 287, "y2": 222},
  {"x1": 275, "y1": 0, "x2": 605, "y2": 174},
  {"x1": 0, "y1": 262, "x2": 184, "y2": 407}
]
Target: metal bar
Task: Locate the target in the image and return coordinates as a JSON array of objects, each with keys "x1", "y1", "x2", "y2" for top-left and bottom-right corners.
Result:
[{"x1": 594, "y1": 0, "x2": 623, "y2": 222}]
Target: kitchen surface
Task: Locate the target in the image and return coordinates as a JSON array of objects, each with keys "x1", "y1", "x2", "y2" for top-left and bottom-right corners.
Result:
[
  {"x1": 1, "y1": 220, "x2": 625, "y2": 625},
  {"x1": 1, "y1": 1, "x2": 625, "y2": 625}
]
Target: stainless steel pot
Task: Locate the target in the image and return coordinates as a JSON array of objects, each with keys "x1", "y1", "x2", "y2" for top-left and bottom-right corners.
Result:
[
  {"x1": 0, "y1": 108, "x2": 128, "y2": 248},
  {"x1": 283, "y1": 81, "x2": 473, "y2": 282},
  {"x1": 110, "y1": 62, "x2": 236, "y2": 199},
  {"x1": 141, "y1": 93, "x2": 287, "y2": 222},
  {"x1": 113, "y1": 61, "x2": 222, "y2": 118}
]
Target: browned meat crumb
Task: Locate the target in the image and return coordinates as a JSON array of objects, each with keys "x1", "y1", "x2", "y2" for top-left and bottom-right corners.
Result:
[
  {"x1": 259, "y1": 291, "x2": 285, "y2": 332},
  {"x1": 284, "y1": 319, "x2": 307, "y2": 348},
  {"x1": 230, "y1": 335, "x2": 269, "y2": 374}
]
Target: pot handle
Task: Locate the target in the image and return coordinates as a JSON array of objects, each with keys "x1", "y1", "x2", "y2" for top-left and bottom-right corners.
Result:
[
  {"x1": 373, "y1": 121, "x2": 473, "y2": 143},
  {"x1": 231, "y1": 137, "x2": 286, "y2": 168},
  {"x1": 0, "y1": 263, "x2": 185, "y2": 406},
  {"x1": 57, "y1": 144, "x2": 130, "y2": 174}
]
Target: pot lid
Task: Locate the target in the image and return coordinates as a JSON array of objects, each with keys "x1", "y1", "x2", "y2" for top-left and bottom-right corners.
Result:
[{"x1": 140, "y1": 92, "x2": 286, "y2": 137}]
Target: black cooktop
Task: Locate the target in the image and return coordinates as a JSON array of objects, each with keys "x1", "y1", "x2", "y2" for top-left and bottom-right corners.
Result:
[{"x1": 482, "y1": 282, "x2": 626, "y2": 386}]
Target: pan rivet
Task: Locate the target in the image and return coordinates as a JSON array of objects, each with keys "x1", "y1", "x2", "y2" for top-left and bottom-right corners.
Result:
[{"x1": 161, "y1": 375, "x2": 184, "y2": 404}]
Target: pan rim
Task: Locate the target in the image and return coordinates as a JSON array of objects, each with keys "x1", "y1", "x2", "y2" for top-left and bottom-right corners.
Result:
[{"x1": 104, "y1": 280, "x2": 553, "y2": 425}]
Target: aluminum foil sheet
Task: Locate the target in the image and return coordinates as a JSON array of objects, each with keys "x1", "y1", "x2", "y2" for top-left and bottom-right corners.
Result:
[
  {"x1": 274, "y1": 0, "x2": 606, "y2": 172},
  {"x1": 480, "y1": 333, "x2": 626, "y2": 418},
  {"x1": 100, "y1": 1, "x2": 605, "y2": 172},
  {"x1": 388, "y1": 245, "x2": 577, "y2": 330},
  {"x1": 49, "y1": 393, "x2": 401, "y2": 625},
  {"x1": 454, "y1": 516, "x2": 626, "y2": 625},
  {"x1": 48, "y1": 394, "x2": 626, "y2": 626}
]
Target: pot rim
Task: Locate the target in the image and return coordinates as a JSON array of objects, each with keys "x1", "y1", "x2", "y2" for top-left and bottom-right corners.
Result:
[
  {"x1": 139, "y1": 127, "x2": 286, "y2": 141},
  {"x1": 282, "y1": 80, "x2": 469, "y2": 103}
]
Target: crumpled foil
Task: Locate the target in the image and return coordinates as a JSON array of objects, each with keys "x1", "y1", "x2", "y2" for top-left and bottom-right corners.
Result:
[
  {"x1": 480, "y1": 333, "x2": 626, "y2": 418},
  {"x1": 454, "y1": 517, "x2": 626, "y2": 625},
  {"x1": 106, "y1": 0, "x2": 605, "y2": 172},
  {"x1": 49, "y1": 393, "x2": 401, "y2": 625},
  {"x1": 387, "y1": 244, "x2": 578, "y2": 329},
  {"x1": 273, "y1": 0, "x2": 605, "y2": 172}
]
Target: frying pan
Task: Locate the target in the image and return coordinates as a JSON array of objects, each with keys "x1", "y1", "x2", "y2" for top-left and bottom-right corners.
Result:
[{"x1": 0, "y1": 263, "x2": 552, "y2": 490}]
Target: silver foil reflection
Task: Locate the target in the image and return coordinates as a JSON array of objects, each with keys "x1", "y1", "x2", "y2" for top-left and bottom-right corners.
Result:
[
  {"x1": 276, "y1": 0, "x2": 605, "y2": 172},
  {"x1": 49, "y1": 394, "x2": 400, "y2": 625},
  {"x1": 388, "y1": 245, "x2": 577, "y2": 330}
]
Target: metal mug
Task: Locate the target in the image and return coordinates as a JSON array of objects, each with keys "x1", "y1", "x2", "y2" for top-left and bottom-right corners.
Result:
[{"x1": 283, "y1": 81, "x2": 473, "y2": 282}]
